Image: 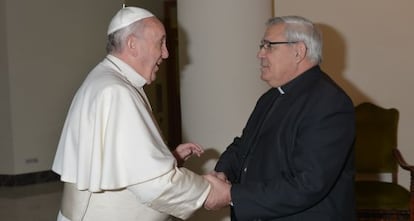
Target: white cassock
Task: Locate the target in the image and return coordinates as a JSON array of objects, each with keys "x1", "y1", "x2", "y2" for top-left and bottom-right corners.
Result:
[{"x1": 52, "y1": 54, "x2": 210, "y2": 221}]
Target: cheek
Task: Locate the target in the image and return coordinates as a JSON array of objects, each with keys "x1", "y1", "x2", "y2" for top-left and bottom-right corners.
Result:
[
  {"x1": 271, "y1": 52, "x2": 295, "y2": 69},
  {"x1": 151, "y1": 48, "x2": 162, "y2": 61},
  {"x1": 266, "y1": 56, "x2": 293, "y2": 78}
]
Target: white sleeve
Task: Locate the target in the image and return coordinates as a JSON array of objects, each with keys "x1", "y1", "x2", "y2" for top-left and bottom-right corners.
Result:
[{"x1": 127, "y1": 167, "x2": 210, "y2": 220}]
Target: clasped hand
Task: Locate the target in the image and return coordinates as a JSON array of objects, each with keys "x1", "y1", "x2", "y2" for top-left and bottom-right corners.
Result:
[
  {"x1": 203, "y1": 171, "x2": 232, "y2": 210},
  {"x1": 173, "y1": 145, "x2": 232, "y2": 210}
]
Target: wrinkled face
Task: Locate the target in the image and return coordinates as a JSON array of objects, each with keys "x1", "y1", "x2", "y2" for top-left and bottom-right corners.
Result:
[
  {"x1": 257, "y1": 23, "x2": 298, "y2": 87},
  {"x1": 134, "y1": 18, "x2": 169, "y2": 84}
]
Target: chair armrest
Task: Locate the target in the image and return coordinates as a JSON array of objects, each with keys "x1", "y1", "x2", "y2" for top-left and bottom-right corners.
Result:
[
  {"x1": 393, "y1": 147, "x2": 414, "y2": 207},
  {"x1": 393, "y1": 148, "x2": 414, "y2": 172},
  {"x1": 392, "y1": 149, "x2": 414, "y2": 221}
]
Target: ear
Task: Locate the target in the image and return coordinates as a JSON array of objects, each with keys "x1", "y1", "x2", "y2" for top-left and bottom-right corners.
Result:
[
  {"x1": 294, "y1": 42, "x2": 307, "y2": 63},
  {"x1": 126, "y1": 35, "x2": 138, "y2": 56}
]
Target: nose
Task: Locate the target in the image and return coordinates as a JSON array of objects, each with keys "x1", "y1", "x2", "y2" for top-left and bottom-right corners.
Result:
[{"x1": 257, "y1": 47, "x2": 265, "y2": 59}]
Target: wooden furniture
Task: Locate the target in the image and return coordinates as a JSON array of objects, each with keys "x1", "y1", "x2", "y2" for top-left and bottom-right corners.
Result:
[
  {"x1": 163, "y1": 0, "x2": 182, "y2": 148},
  {"x1": 355, "y1": 102, "x2": 414, "y2": 221}
]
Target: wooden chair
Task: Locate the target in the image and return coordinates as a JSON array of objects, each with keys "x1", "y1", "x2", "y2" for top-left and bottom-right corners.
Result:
[{"x1": 355, "y1": 102, "x2": 414, "y2": 221}]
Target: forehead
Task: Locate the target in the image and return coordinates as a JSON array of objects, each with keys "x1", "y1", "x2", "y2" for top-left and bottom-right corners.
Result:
[
  {"x1": 141, "y1": 17, "x2": 166, "y2": 37},
  {"x1": 264, "y1": 23, "x2": 286, "y2": 40}
]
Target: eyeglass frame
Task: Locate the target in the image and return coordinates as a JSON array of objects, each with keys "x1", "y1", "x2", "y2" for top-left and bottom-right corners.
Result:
[{"x1": 259, "y1": 40, "x2": 299, "y2": 50}]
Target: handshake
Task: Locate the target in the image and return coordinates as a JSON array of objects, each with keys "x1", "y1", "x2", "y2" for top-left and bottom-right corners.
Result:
[
  {"x1": 203, "y1": 171, "x2": 232, "y2": 210},
  {"x1": 173, "y1": 144, "x2": 232, "y2": 210}
]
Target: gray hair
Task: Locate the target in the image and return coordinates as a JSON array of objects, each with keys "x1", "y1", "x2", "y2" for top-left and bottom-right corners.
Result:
[
  {"x1": 106, "y1": 21, "x2": 146, "y2": 53},
  {"x1": 266, "y1": 16, "x2": 323, "y2": 64}
]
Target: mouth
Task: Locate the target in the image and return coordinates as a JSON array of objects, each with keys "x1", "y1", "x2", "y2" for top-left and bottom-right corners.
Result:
[
  {"x1": 155, "y1": 60, "x2": 163, "y2": 71},
  {"x1": 260, "y1": 63, "x2": 269, "y2": 70},
  {"x1": 260, "y1": 59, "x2": 269, "y2": 68}
]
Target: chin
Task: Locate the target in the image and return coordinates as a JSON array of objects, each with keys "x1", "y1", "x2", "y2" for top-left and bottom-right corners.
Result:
[
  {"x1": 149, "y1": 74, "x2": 157, "y2": 83},
  {"x1": 260, "y1": 72, "x2": 269, "y2": 81}
]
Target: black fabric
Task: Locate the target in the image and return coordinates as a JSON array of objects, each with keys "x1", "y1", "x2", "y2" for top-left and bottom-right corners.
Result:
[{"x1": 216, "y1": 66, "x2": 356, "y2": 221}]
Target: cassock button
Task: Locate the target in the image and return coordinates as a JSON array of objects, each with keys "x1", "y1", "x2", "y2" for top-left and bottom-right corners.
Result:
[{"x1": 243, "y1": 167, "x2": 247, "y2": 172}]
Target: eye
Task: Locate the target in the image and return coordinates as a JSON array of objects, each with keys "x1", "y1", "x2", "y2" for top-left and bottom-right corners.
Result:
[{"x1": 259, "y1": 40, "x2": 271, "y2": 50}]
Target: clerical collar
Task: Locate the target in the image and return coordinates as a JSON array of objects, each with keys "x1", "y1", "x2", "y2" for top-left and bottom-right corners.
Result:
[
  {"x1": 105, "y1": 54, "x2": 147, "y2": 89},
  {"x1": 277, "y1": 87, "x2": 285, "y2": 94}
]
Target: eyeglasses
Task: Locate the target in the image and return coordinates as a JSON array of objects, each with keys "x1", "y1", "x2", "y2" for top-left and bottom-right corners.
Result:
[{"x1": 259, "y1": 40, "x2": 298, "y2": 50}]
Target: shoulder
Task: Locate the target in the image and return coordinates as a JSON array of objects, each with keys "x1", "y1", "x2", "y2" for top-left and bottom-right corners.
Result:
[
  {"x1": 293, "y1": 69, "x2": 354, "y2": 117},
  {"x1": 317, "y1": 73, "x2": 353, "y2": 107},
  {"x1": 82, "y1": 68, "x2": 134, "y2": 99}
]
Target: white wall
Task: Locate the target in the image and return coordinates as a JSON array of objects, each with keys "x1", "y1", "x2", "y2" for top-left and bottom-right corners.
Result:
[
  {"x1": 179, "y1": 0, "x2": 271, "y2": 170},
  {"x1": 178, "y1": 1, "x2": 272, "y2": 220},
  {"x1": 274, "y1": 0, "x2": 414, "y2": 189}
]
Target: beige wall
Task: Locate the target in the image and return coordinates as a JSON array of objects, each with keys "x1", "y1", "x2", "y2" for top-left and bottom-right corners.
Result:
[
  {"x1": 1, "y1": 0, "x2": 120, "y2": 174},
  {"x1": 274, "y1": 0, "x2": 414, "y2": 189},
  {"x1": 178, "y1": 1, "x2": 272, "y2": 220},
  {"x1": 127, "y1": 0, "x2": 164, "y2": 19},
  {"x1": 0, "y1": 0, "x2": 411, "y2": 201},
  {"x1": 0, "y1": 0, "x2": 14, "y2": 174},
  {"x1": 0, "y1": 0, "x2": 166, "y2": 175}
]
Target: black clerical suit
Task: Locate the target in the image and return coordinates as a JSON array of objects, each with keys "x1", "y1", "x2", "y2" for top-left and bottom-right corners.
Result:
[{"x1": 215, "y1": 66, "x2": 356, "y2": 221}]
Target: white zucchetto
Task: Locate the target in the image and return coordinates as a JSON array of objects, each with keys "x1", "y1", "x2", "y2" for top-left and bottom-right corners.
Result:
[{"x1": 107, "y1": 7, "x2": 154, "y2": 35}]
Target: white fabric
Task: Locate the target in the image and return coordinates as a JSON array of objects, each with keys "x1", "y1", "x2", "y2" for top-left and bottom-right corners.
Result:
[
  {"x1": 52, "y1": 54, "x2": 210, "y2": 220},
  {"x1": 107, "y1": 7, "x2": 154, "y2": 35},
  {"x1": 53, "y1": 54, "x2": 174, "y2": 192},
  {"x1": 60, "y1": 182, "x2": 173, "y2": 221},
  {"x1": 58, "y1": 168, "x2": 209, "y2": 221},
  {"x1": 57, "y1": 211, "x2": 70, "y2": 221},
  {"x1": 127, "y1": 167, "x2": 210, "y2": 220}
]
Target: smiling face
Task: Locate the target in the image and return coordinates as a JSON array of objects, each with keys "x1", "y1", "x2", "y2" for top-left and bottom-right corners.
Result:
[
  {"x1": 257, "y1": 23, "x2": 299, "y2": 88},
  {"x1": 130, "y1": 17, "x2": 169, "y2": 84}
]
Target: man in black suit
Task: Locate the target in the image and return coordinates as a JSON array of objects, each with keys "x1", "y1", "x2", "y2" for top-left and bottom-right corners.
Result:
[{"x1": 204, "y1": 16, "x2": 356, "y2": 221}]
